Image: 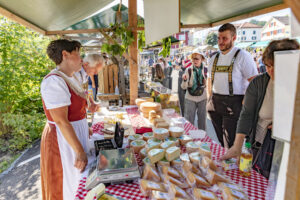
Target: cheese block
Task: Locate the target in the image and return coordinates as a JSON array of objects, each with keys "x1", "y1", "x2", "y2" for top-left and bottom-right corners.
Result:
[
  {"x1": 166, "y1": 146, "x2": 181, "y2": 162},
  {"x1": 140, "y1": 148, "x2": 147, "y2": 159},
  {"x1": 143, "y1": 132, "x2": 154, "y2": 141},
  {"x1": 142, "y1": 157, "x2": 155, "y2": 166},
  {"x1": 128, "y1": 134, "x2": 143, "y2": 144},
  {"x1": 223, "y1": 188, "x2": 248, "y2": 200},
  {"x1": 171, "y1": 157, "x2": 183, "y2": 167},
  {"x1": 200, "y1": 156, "x2": 218, "y2": 171},
  {"x1": 160, "y1": 140, "x2": 175, "y2": 149},
  {"x1": 148, "y1": 149, "x2": 165, "y2": 164},
  {"x1": 153, "y1": 128, "x2": 169, "y2": 140},
  {"x1": 151, "y1": 191, "x2": 170, "y2": 200},
  {"x1": 153, "y1": 118, "x2": 166, "y2": 127},
  {"x1": 140, "y1": 102, "x2": 161, "y2": 113},
  {"x1": 142, "y1": 164, "x2": 161, "y2": 182},
  {"x1": 170, "y1": 184, "x2": 190, "y2": 199},
  {"x1": 161, "y1": 166, "x2": 182, "y2": 179},
  {"x1": 186, "y1": 141, "x2": 200, "y2": 153},
  {"x1": 140, "y1": 179, "x2": 166, "y2": 196},
  {"x1": 186, "y1": 172, "x2": 196, "y2": 188},
  {"x1": 199, "y1": 142, "x2": 212, "y2": 158},
  {"x1": 130, "y1": 140, "x2": 146, "y2": 153},
  {"x1": 193, "y1": 188, "x2": 217, "y2": 200},
  {"x1": 189, "y1": 152, "x2": 201, "y2": 164},
  {"x1": 165, "y1": 137, "x2": 180, "y2": 146},
  {"x1": 169, "y1": 127, "x2": 184, "y2": 138},
  {"x1": 179, "y1": 135, "x2": 193, "y2": 146},
  {"x1": 206, "y1": 169, "x2": 229, "y2": 185},
  {"x1": 158, "y1": 157, "x2": 170, "y2": 166},
  {"x1": 193, "y1": 173, "x2": 211, "y2": 187}
]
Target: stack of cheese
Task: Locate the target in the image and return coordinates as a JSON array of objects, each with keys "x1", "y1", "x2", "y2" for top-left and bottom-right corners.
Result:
[
  {"x1": 139, "y1": 135, "x2": 248, "y2": 200},
  {"x1": 139, "y1": 102, "x2": 164, "y2": 123},
  {"x1": 135, "y1": 97, "x2": 154, "y2": 108}
]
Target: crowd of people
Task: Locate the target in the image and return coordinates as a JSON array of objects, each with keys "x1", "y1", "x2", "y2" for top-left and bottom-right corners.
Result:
[{"x1": 39, "y1": 22, "x2": 299, "y2": 200}]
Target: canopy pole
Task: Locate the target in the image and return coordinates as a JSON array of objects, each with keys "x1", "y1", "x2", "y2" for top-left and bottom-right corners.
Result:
[
  {"x1": 285, "y1": 62, "x2": 300, "y2": 200},
  {"x1": 128, "y1": 0, "x2": 138, "y2": 105},
  {"x1": 284, "y1": 0, "x2": 300, "y2": 23}
]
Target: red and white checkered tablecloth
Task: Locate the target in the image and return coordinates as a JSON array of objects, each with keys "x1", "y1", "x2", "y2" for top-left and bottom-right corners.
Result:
[{"x1": 75, "y1": 107, "x2": 268, "y2": 200}]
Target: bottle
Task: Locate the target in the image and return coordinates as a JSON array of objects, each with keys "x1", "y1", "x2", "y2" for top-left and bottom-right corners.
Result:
[
  {"x1": 118, "y1": 98, "x2": 123, "y2": 107},
  {"x1": 115, "y1": 86, "x2": 119, "y2": 95},
  {"x1": 239, "y1": 140, "x2": 253, "y2": 177}
]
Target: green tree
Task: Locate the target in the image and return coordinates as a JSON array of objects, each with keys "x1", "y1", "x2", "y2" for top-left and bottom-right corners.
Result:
[
  {"x1": 205, "y1": 32, "x2": 218, "y2": 46},
  {"x1": 0, "y1": 16, "x2": 53, "y2": 151},
  {"x1": 250, "y1": 19, "x2": 266, "y2": 27}
]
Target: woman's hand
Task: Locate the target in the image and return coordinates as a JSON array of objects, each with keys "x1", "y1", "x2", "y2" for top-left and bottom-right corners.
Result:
[
  {"x1": 74, "y1": 151, "x2": 88, "y2": 172},
  {"x1": 220, "y1": 145, "x2": 242, "y2": 161},
  {"x1": 88, "y1": 96, "x2": 100, "y2": 113}
]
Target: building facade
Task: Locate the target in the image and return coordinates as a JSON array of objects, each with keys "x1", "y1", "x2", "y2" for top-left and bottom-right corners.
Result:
[
  {"x1": 235, "y1": 22, "x2": 262, "y2": 42},
  {"x1": 261, "y1": 16, "x2": 291, "y2": 41}
]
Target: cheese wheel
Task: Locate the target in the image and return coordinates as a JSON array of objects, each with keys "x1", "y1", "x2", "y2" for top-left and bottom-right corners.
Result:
[
  {"x1": 135, "y1": 98, "x2": 147, "y2": 107},
  {"x1": 166, "y1": 146, "x2": 181, "y2": 162},
  {"x1": 149, "y1": 110, "x2": 156, "y2": 117},
  {"x1": 148, "y1": 149, "x2": 165, "y2": 164},
  {"x1": 153, "y1": 118, "x2": 166, "y2": 127},
  {"x1": 143, "y1": 132, "x2": 154, "y2": 141},
  {"x1": 193, "y1": 188, "x2": 217, "y2": 200},
  {"x1": 140, "y1": 148, "x2": 147, "y2": 159},
  {"x1": 160, "y1": 140, "x2": 175, "y2": 149},
  {"x1": 199, "y1": 142, "x2": 212, "y2": 158},
  {"x1": 155, "y1": 122, "x2": 169, "y2": 129},
  {"x1": 169, "y1": 127, "x2": 184, "y2": 138},
  {"x1": 153, "y1": 128, "x2": 169, "y2": 140},
  {"x1": 141, "y1": 111, "x2": 149, "y2": 118},
  {"x1": 189, "y1": 152, "x2": 201, "y2": 165},
  {"x1": 179, "y1": 135, "x2": 193, "y2": 145},
  {"x1": 186, "y1": 141, "x2": 200, "y2": 153},
  {"x1": 128, "y1": 134, "x2": 143, "y2": 144},
  {"x1": 140, "y1": 102, "x2": 161, "y2": 113},
  {"x1": 130, "y1": 140, "x2": 146, "y2": 153}
]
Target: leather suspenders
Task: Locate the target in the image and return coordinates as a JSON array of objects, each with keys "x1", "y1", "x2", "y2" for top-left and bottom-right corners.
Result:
[{"x1": 211, "y1": 49, "x2": 241, "y2": 96}]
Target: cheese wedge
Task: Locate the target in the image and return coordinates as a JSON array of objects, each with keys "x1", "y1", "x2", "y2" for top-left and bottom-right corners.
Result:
[
  {"x1": 146, "y1": 139, "x2": 162, "y2": 153},
  {"x1": 199, "y1": 142, "x2": 212, "y2": 158},
  {"x1": 161, "y1": 166, "x2": 182, "y2": 179},
  {"x1": 193, "y1": 173, "x2": 211, "y2": 187},
  {"x1": 180, "y1": 153, "x2": 190, "y2": 162},
  {"x1": 170, "y1": 184, "x2": 189, "y2": 199},
  {"x1": 160, "y1": 140, "x2": 175, "y2": 149},
  {"x1": 148, "y1": 149, "x2": 165, "y2": 164},
  {"x1": 140, "y1": 147, "x2": 147, "y2": 159},
  {"x1": 218, "y1": 182, "x2": 243, "y2": 192},
  {"x1": 128, "y1": 134, "x2": 143, "y2": 144},
  {"x1": 130, "y1": 140, "x2": 146, "y2": 153},
  {"x1": 158, "y1": 157, "x2": 170, "y2": 166},
  {"x1": 179, "y1": 135, "x2": 193, "y2": 145},
  {"x1": 169, "y1": 127, "x2": 184, "y2": 138},
  {"x1": 140, "y1": 179, "x2": 166, "y2": 196},
  {"x1": 200, "y1": 156, "x2": 218, "y2": 171},
  {"x1": 153, "y1": 118, "x2": 166, "y2": 127},
  {"x1": 84, "y1": 183, "x2": 105, "y2": 200},
  {"x1": 142, "y1": 164, "x2": 161, "y2": 182},
  {"x1": 151, "y1": 191, "x2": 170, "y2": 200},
  {"x1": 223, "y1": 188, "x2": 248, "y2": 200},
  {"x1": 153, "y1": 128, "x2": 169, "y2": 140},
  {"x1": 206, "y1": 169, "x2": 229, "y2": 185},
  {"x1": 186, "y1": 172, "x2": 196, "y2": 188},
  {"x1": 156, "y1": 122, "x2": 170, "y2": 129},
  {"x1": 171, "y1": 157, "x2": 183, "y2": 167},
  {"x1": 166, "y1": 146, "x2": 181, "y2": 162},
  {"x1": 189, "y1": 152, "x2": 201, "y2": 164},
  {"x1": 193, "y1": 188, "x2": 217, "y2": 200},
  {"x1": 165, "y1": 137, "x2": 180, "y2": 146},
  {"x1": 164, "y1": 175, "x2": 184, "y2": 187},
  {"x1": 142, "y1": 157, "x2": 155, "y2": 166}
]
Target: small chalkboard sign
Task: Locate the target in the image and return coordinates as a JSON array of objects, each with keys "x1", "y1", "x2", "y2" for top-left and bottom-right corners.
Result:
[{"x1": 94, "y1": 139, "x2": 116, "y2": 156}]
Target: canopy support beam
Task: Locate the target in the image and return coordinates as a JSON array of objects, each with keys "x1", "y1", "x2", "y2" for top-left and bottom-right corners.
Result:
[
  {"x1": 0, "y1": 6, "x2": 45, "y2": 35},
  {"x1": 284, "y1": 0, "x2": 300, "y2": 23},
  {"x1": 128, "y1": 0, "x2": 138, "y2": 105}
]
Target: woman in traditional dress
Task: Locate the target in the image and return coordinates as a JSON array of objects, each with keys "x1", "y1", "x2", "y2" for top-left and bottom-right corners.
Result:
[{"x1": 40, "y1": 39, "x2": 99, "y2": 200}]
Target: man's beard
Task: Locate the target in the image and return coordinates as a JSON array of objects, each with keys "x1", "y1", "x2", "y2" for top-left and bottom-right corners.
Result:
[{"x1": 220, "y1": 40, "x2": 233, "y2": 52}]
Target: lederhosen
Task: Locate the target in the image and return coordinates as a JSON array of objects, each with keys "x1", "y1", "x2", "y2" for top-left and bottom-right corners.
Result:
[{"x1": 207, "y1": 49, "x2": 244, "y2": 148}]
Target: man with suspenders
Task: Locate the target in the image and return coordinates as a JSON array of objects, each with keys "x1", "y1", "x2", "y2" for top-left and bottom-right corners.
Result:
[{"x1": 207, "y1": 23, "x2": 258, "y2": 148}]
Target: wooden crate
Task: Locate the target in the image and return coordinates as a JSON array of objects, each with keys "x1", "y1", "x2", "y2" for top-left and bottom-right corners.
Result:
[{"x1": 98, "y1": 64, "x2": 119, "y2": 94}]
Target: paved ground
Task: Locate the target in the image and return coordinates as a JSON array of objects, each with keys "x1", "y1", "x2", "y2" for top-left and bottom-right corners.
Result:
[{"x1": 0, "y1": 118, "x2": 218, "y2": 200}]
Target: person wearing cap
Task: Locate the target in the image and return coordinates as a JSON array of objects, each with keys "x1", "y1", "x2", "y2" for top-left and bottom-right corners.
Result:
[
  {"x1": 181, "y1": 52, "x2": 207, "y2": 130},
  {"x1": 206, "y1": 23, "x2": 258, "y2": 148}
]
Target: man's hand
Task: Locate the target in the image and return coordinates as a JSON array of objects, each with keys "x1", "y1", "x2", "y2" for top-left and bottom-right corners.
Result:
[
  {"x1": 92, "y1": 83, "x2": 96, "y2": 88},
  {"x1": 89, "y1": 127, "x2": 93, "y2": 138},
  {"x1": 88, "y1": 96, "x2": 100, "y2": 113},
  {"x1": 220, "y1": 145, "x2": 242, "y2": 161},
  {"x1": 74, "y1": 151, "x2": 88, "y2": 172},
  {"x1": 182, "y1": 74, "x2": 187, "y2": 81}
]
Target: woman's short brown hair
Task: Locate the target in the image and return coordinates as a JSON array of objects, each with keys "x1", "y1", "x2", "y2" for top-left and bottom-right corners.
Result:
[
  {"x1": 263, "y1": 39, "x2": 299, "y2": 66},
  {"x1": 47, "y1": 39, "x2": 81, "y2": 65},
  {"x1": 155, "y1": 63, "x2": 165, "y2": 80}
]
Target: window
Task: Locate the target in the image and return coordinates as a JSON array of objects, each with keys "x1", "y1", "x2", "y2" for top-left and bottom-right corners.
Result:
[
  {"x1": 243, "y1": 31, "x2": 245, "y2": 35},
  {"x1": 278, "y1": 29, "x2": 282, "y2": 33},
  {"x1": 253, "y1": 30, "x2": 256, "y2": 34},
  {"x1": 270, "y1": 31, "x2": 273, "y2": 35},
  {"x1": 252, "y1": 36, "x2": 257, "y2": 40}
]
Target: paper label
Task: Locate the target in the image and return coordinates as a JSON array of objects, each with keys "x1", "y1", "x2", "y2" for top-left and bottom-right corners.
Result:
[{"x1": 239, "y1": 157, "x2": 252, "y2": 173}]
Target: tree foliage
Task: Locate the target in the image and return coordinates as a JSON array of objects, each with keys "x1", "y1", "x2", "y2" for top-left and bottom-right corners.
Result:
[
  {"x1": 0, "y1": 16, "x2": 53, "y2": 151},
  {"x1": 205, "y1": 32, "x2": 218, "y2": 46},
  {"x1": 250, "y1": 19, "x2": 266, "y2": 27}
]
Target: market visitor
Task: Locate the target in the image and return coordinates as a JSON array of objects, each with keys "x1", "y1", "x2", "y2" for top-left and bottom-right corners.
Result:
[
  {"x1": 206, "y1": 23, "x2": 258, "y2": 148},
  {"x1": 220, "y1": 39, "x2": 300, "y2": 178},
  {"x1": 181, "y1": 52, "x2": 207, "y2": 130},
  {"x1": 40, "y1": 39, "x2": 100, "y2": 200},
  {"x1": 152, "y1": 63, "x2": 165, "y2": 84}
]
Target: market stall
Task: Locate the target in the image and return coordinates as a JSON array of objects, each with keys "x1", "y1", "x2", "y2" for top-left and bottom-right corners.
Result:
[{"x1": 75, "y1": 104, "x2": 268, "y2": 200}]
